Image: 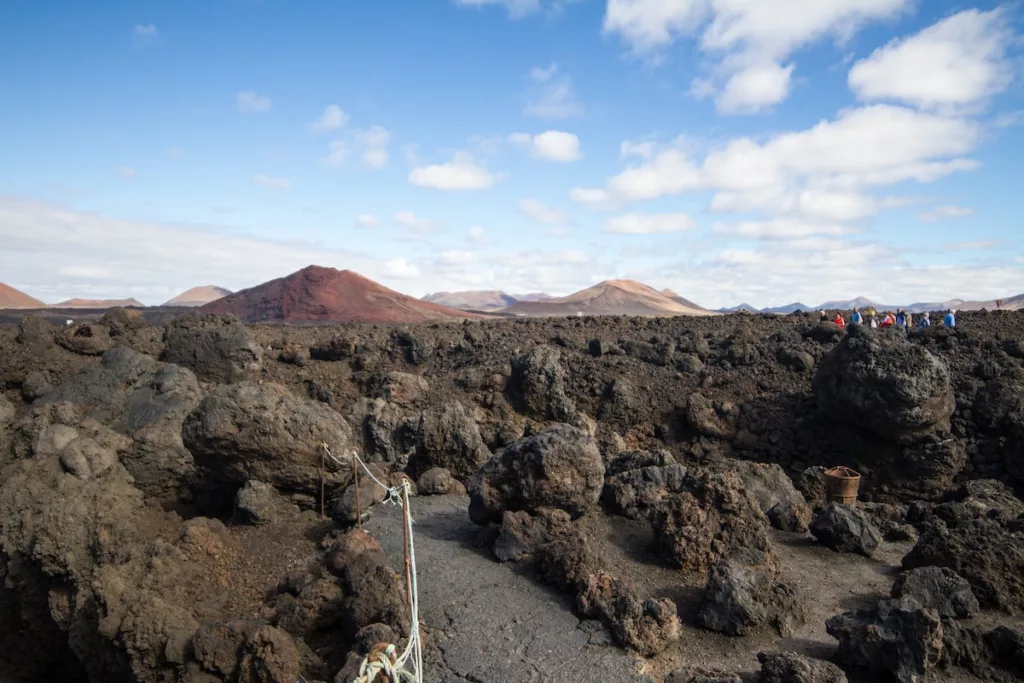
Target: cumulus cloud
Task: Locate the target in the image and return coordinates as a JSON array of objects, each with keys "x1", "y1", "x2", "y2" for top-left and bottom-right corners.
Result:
[
  {"x1": 519, "y1": 198, "x2": 567, "y2": 226},
  {"x1": 307, "y1": 105, "x2": 349, "y2": 133},
  {"x1": 509, "y1": 130, "x2": 583, "y2": 161},
  {"x1": 919, "y1": 205, "x2": 974, "y2": 222},
  {"x1": 712, "y1": 218, "x2": 851, "y2": 239},
  {"x1": 604, "y1": 0, "x2": 911, "y2": 112},
  {"x1": 580, "y1": 105, "x2": 980, "y2": 207},
  {"x1": 253, "y1": 174, "x2": 289, "y2": 190},
  {"x1": 237, "y1": 91, "x2": 271, "y2": 113},
  {"x1": 355, "y1": 214, "x2": 380, "y2": 229},
  {"x1": 849, "y1": 9, "x2": 1013, "y2": 111},
  {"x1": 409, "y1": 152, "x2": 500, "y2": 190},
  {"x1": 524, "y1": 64, "x2": 584, "y2": 119},
  {"x1": 118, "y1": 166, "x2": 136, "y2": 179},
  {"x1": 604, "y1": 213, "x2": 697, "y2": 235},
  {"x1": 393, "y1": 211, "x2": 437, "y2": 240},
  {"x1": 356, "y1": 126, "x2": 390, "y2": 168}
]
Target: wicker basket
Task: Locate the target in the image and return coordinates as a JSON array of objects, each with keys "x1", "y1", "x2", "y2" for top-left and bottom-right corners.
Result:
[{"x1": 824, "y1": 466, "x2": 861, "y2": 505}]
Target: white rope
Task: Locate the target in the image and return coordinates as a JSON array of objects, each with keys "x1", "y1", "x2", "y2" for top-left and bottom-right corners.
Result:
[{"x1": 320, "y1": 444, "x2": 424, "y2": 683}]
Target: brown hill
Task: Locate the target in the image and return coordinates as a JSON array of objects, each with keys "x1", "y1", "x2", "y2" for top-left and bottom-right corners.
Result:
[
  {"x1": 502, "y1": 279, "x2": 716, "y2": 318},
  {"x1": 957, "y1": 293, "x2": 1024, "y2": 311},
  {"x1": 661, "y1": 288, "x2": 706, "y2": 311},
  {"x1": 165, "y1": 286, "x2": 232, "y2": 307},
  {"x1": 0, "y1": 283, "x2": 46, "y2": 309},
  {"x1": 422, "y1": 290, "x2": 517, "y2": 311},
  {"x1": 200, "y1": 265, "x2": 479, "y2": 323},
  {"x1": 52, "y1": 298, "x2": 144, "y2": 309},
  {"x1": 513, "y1": 292, "x2": 553, "y2": 302}
]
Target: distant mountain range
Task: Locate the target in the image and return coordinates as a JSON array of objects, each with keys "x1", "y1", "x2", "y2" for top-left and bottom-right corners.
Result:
[
  {"x1": 422, "y1": 290, "x2": 518, "y2": 311},
  {"x1": 716, "y1": 294, "x2": 1024, "y2": 314},
  {"x1": 52, "y1": 298, "x2": 145, "y2": 309},
  {"x1": 500, "y1": 279, "x2": 715, "y2": 317},
  {"x1": 164, "y1": 285, "x2": 231, "y2": 307}
]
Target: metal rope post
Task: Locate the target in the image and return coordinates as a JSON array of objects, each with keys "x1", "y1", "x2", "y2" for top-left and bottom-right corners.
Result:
[{"x1": 353, "y1": 450, "x2": 361, "y2": 528}]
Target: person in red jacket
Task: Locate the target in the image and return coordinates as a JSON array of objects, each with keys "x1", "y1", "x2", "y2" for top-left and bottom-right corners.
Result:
[
  {"x1": 833, "y1": 311, "x2": 846, "y2": 330},
  {"x1": 879, "y1": 311, "x2": 895, "y2": 328}
]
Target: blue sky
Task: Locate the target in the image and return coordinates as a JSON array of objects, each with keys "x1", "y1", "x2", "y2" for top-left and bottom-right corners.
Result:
[{"x1": 1, "y1": 0, "x2": 1022, "y2": 308}]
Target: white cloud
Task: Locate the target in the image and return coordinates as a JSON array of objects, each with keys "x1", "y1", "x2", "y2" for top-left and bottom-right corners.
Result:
[
  {"x1": 604, "y1": 212, "x2": 697, "y2": 234},
  {"x1": 409, "y1": 152, "x2": 500, "y2": 190},
  {"x1": 524, "y1": 64, "x2": 584, "y2": 119},
  {"x1": 237, "y1": 91, "x2": 271, "y2": 113},
  {"x1": 849, "y1": 9, "x2": 1013, "y2": 111},
  {"x1": 307, "y1": 105, "x2": 349, "y2": 133},
  {"x1": 355, "y1": 214, "x2": 380, "y2": 229},
  {"x1": 943, "y1": 239, "x2": 1000, "y2": 251},
  {"x1": 919, "y1": 205, "x2": 974, "y2": 222},
  {"x1": 604, "y1": 0, "x2": 911, "y2": 111},
  {"x1": 519, "y1": 198, "x2": 567, "y2": 226},
  {"x1": 621, "y1": 140, "x2": 656, "y2": 159},
  {"x1": 356, "y1": 125, "x2": 390, "y2": 168},
  {"x1": 393, "y1": 211, "x2": 435, "y2": 233},
  {"x1": 468, "y1": 226, "x2": 488, "y2": 244},
  {"x1": 546, "y1": 227, "x2": 572, "y2": 237},
  {"x1": 510, "y1": 130, "x2": 582, "y2": 161},
  {"x1": 716, "y1": 61, "x2": 795, "y2": 114},
  {"x1": 453, "y1": 0, "x2": 542, "y2": 19},
  {"x1": 570, "y1": 187, "x2": 611, "y2": 205},
  {"x1": 253, "y1": 174, "x2": 289, "y2": 190},
  {"x1": 712, "y1": 218, "x2": 850, "y2": 239},
  {"x1": 118, "y1": 166, "x2": 136, "y2": 179},
  {"x1": 383, "y1": 259, "x2": 421, "y2": 279},
  {"x1": 591, "y1": 105, "x2": 980, "y2": 204}
]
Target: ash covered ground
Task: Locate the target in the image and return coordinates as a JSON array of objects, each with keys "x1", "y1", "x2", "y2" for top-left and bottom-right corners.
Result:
[{"x1": 2, "y1": 308, "x2": 1024, "y2": 683}]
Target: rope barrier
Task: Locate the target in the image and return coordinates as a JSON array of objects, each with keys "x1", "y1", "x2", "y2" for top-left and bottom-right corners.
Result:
[{"x1": 320, "y1": 443, "x2": 424, "y2": 683}]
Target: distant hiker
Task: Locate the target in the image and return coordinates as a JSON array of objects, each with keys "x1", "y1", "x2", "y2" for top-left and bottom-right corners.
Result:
[
  {"x1": 833, "y1": 312, "x2": 847, "y2": 330},
  {"x1": 944, "y1": 309, "x2": 957, "y2": 328},
  {"x1": 895, "y1": 309, "x2": 906, "y2": 327},
  {"x1": 851, "y1": 309, "x2": 863, "y2": 325},
  {"x1": 905, "y1": 312, "x2": 913, "y2": 328},
  {"x1": 869, "y1": 315, "x2": 878, "y2": 329},
  {"x1": 919, "y1": 312, "x2": 931, "y2": 328},
  {"x1": 819, "y1": 310, "x2": 829, "y2": 323},
  {"x1": 880, "y1": 312, "x2": 895, "y2": 329}
]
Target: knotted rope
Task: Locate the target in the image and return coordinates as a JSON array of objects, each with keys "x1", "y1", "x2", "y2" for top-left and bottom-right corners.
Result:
[{"x1": 321, "y1": 444, "x2": 424, "y2": 683}]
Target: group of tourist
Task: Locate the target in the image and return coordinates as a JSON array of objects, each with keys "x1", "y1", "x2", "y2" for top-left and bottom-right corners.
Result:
[{"x1": 820, "y1": 308, "x2": 957, "y2": 331}]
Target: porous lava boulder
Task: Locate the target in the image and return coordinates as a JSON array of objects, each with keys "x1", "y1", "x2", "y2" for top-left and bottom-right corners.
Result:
[
  {"x1": 533, "y1": 524, "x2": 600, "y2": 592},
  {"x1": 20, "y1": 371, "x2": 52, "y2": 401},
  {"x1": 649, "y1": 471, "x2": 770, "y2": 573},
  {"x1": 813, "y1": 325, "x2": 955, "y2": 444},
  {"x1": 182, "y1": 381, "x2": 355, "y2": 493},
  {"x1": 55, "y1": 322, "x2": 113, "y2": 356},
  {"x1": 777, "y1": 347, "x2": 816, "y2": 373},
  {"x1": 891, "y1": 567, "x2": 979, "y2": 619},
  {"x1": 710, "y1": 457, "x2": 812, "y2": 533},
  {"x1": 408, "y1": 401, "x2": 490, "y2": 480},
  {"x1": 810, "y1": 504, "x2": 882, "y2": 557},
  {"x1": 278, "y1": 343, "x2": 309, "y2": 367},
  {"x1": 601, "y1": 450, "x2": 688, "y2": 519},
  {"x1": 757, "y1": 651, "x2": 848, "y2": 683},
  {"x1": 697, "y1": 545, "x2": 804, "y2": 637},
  {"x1": 59, "y1": 436, "x2": 120, "y2": 479},
  {"x1": 332, "y1": 462, "x2": 389, "y2": 525},
  {"x1": 416, "y1": 467, "x2": 465, "y2": 496},
  {"x1": 99, "y1": 307, "x2": 146, "y2": 338},
  {"x1": 192, "y1": 619, "x2": 301, "y2": 683},
  {"x1": 807, "y1": 322, "x2": 845, "y2": 344},
  {"x1": 0, "y1": 392, "x2": 13, "y2": 430},
  {"x1": 468, "y1": 424, "x2": 604, "y2": 524},
  {"x1": 366, "y1": 371, "x2": 428, "y2": 407},
  {"x1": 493, "y1": 508, "x2": 573, "y2": 563},
  {"x1": 351, "y1": 398, "x2": 418, "y2": 466},
  {"x1": 686, "y1": 392, "x2": 738, "y2": 439},
  {"x1": 879, "y1": 438, "x2": 967, "y2": 501},
  {"x1": 506, "y1": 345, "x2": 576, "y2": 421},
  {"x1": 826, "y1": 597, "x2": 943, "y2": 683},
  {"x1": 36, "y1": 346, "x2": 203, "y2": 497},
  {"x1": 576, "y1": 571, "x2": 680, "y2": 656},
  {"x1": 321, "y1": 530, "x2": 411, "y2": 641},
  {"x1": 940, "y1": 622, "x2": 1024, "y2": 681},
  {"x1": 932, "y1": 479, "x2": 1024, "y2": 527},
  {"x1": 902, "y1": 517, "x2": 1024, "y2": 612},
  {"x1": 234, "y1": 480, "x2": 299, "y2": 525},
  {"x1": 161, "y1": 312, "x2": 263, "y2": 384}
]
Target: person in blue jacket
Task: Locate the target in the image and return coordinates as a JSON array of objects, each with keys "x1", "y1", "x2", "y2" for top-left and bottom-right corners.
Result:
[
  {"x1": 919, "y1": 312, "x2": 931, "y2": 328},
  {"x1": 895, "y1": 309, "x2": 906, "y2": 327},
  {"x1": 850, "y1": 308, "x2": 863, "y2": 325},
  {"x1": 944, "y1": 309, "x2": 957, "y2": 327}
]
